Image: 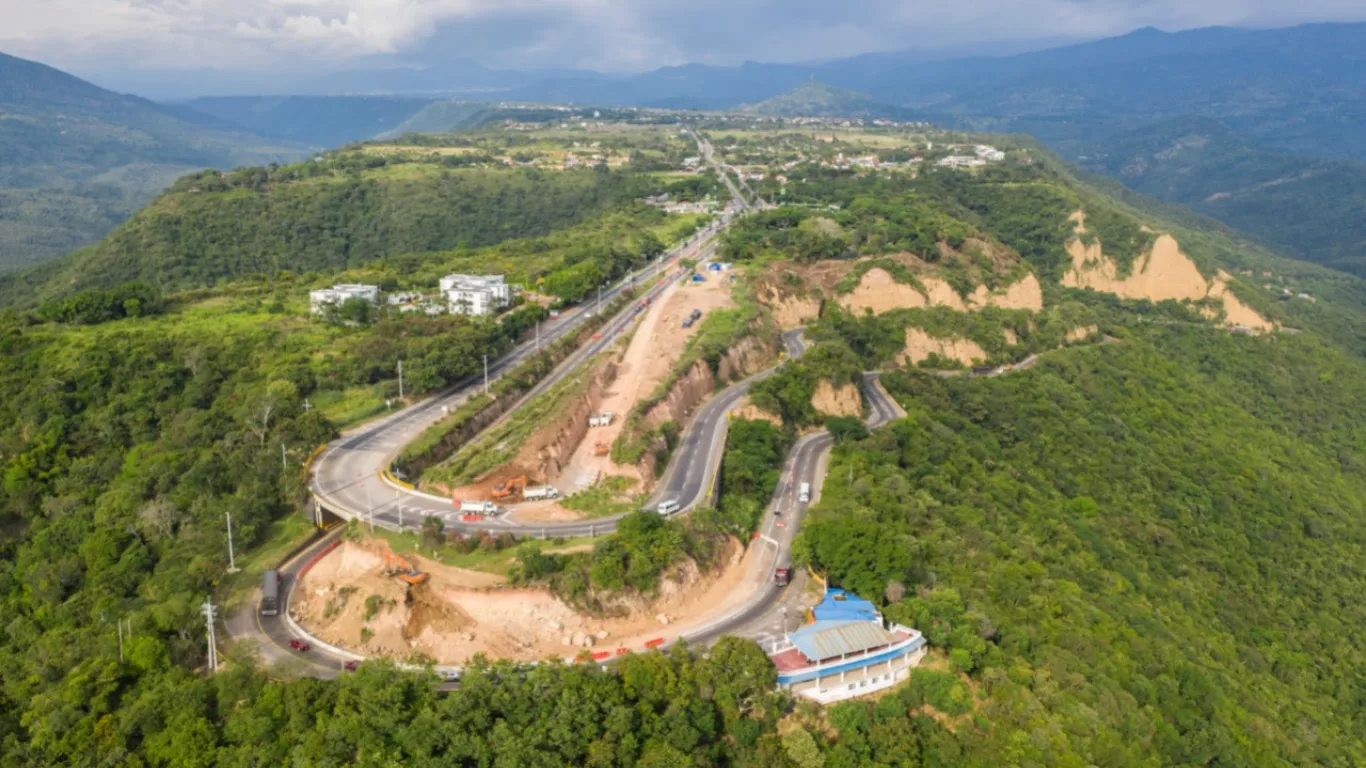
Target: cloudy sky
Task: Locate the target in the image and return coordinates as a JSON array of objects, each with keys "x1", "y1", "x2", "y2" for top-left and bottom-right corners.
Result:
[{"x1": 4, "y1": 0, "x2": 1366, "y2": 94}]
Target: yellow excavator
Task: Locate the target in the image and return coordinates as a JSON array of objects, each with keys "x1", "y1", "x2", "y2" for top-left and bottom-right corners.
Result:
[
  {"x1": 492, "y1": 475, "x2": 528, "y2": 501},
  {"x1": 384, "y1": 551, "x2": 429, "y2": 586}
]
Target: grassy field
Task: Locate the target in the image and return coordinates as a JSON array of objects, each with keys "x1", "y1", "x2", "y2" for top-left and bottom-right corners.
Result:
[
  {"x1": 363, "y1": 524, "x2": 596, "y2": 576},
  {"x1": 559, "y1": 475, "x2": 645, "y2": 518}
]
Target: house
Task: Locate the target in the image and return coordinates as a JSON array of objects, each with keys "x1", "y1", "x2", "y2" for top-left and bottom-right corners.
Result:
[
  {"x1": 310, "y1": 284, "x2": 379, "y2": 315},
  {"x1": 765, "y1": 589, "x2": 927, "y2": 704},
  {"x1": 441, "y1": 274, "x2": 512, "y2": 316},
  {"x1": 937, "y1": 155, "x2": 987, "y2": 169},
  {"x1": 974, "y1": 145, "x2": 1006, "y2": 162}
]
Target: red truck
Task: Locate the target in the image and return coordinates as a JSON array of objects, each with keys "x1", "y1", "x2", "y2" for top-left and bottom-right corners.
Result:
[{"x1": 774, "y1": 567, "x2": 792, "y2": 587}]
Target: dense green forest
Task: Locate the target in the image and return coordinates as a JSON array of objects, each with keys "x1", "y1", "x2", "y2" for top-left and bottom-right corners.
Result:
[{"x1": 793, "y1": 327, "x2": 1366, "y2": 765}]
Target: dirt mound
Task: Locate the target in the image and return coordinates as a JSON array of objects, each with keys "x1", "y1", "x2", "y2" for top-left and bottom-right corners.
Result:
[
  {"x1": 898, "y1": 328, "x2": 987, "y2": 367},
  {"x1": 1062, "y1": 212, "x2": 1274, "y2": 331},
  {"x1": 811, "y1": 380, "x2": 862, "y2": 418},
  {"x1": 405, "y1": 581, "x2": 475, "y2": 639}
]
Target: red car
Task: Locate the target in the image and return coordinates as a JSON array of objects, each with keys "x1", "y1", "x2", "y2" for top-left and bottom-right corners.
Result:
[
  {"x1": 343, "y1": 660, "x2": 361, "y2": 671},
  {"x1": 592, "y1": 333, "x2": 603, "y2": 340},
  {"x1": 289, "y1": 639, "x2": 310, "y2": 651}
]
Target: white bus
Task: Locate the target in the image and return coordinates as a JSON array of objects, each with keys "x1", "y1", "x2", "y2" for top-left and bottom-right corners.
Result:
[{"x1": 798, "y1": 483, "x2": 811, "y2": 503}]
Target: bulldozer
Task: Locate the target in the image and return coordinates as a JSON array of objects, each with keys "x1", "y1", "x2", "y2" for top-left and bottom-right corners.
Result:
[
  {"x1": 593, "y1": 441, "x2": 610, "y2": 457},
  {"x1": 491, "y1": 475, "x2": 528, "y2": 501},
  {"x1": 384, "y1": 552, "x2": 429, "y2": 586}
]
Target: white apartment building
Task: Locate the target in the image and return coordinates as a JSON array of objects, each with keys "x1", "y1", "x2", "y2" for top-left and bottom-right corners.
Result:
[
  {"x1": 309, "y1": 284, "x2": 379, "y2": 315},
  {"x1": 441, "y1": 274, "x2": 512, "y2": 316}
]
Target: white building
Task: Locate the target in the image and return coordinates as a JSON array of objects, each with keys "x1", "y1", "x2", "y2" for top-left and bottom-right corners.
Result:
[
  {"x1": 974, "y1": 145, "x2": 1006, "y2": 162},
  {"x1": 441, "y1": 274, "x2": 512, "y2": 317},
  {"x1": 310, "y1": 284, "x2": 379, "y2": 315},
  {"x1": 767, "y1": 589, "x2": 926, "y2": 704},
  {"x1": 937, "y1": 155, "x2": 988, "y2": 169}
]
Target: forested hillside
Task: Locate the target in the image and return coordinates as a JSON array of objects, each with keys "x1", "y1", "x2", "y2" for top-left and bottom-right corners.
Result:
[
  {"x1": 792, "y1": 327, "x2": 1366, "y2": 764},
  {"x1": 0, "y1": 155, "x2": 649, "y2": 306},
  {"x1": 0, "y1": 52, "x2": 303, "y2": 272}
]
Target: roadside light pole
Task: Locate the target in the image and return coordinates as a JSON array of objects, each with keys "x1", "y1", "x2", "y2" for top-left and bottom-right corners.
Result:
[
  {"x1": 201, "y1": 600, "x2": 219, "y2": 673},
  {"x1": 483, "y1": 355, "x2": 489, "y2": 395},
  {"x1": 397, "y1": 359, "x2": 404, "y2": 401},
  {"x1": 225, "y1": 511, "x2": 238, "y2": 573}
]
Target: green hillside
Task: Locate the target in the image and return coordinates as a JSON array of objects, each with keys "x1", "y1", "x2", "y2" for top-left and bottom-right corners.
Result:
[
  {"x1": 739, "y1": 80, "x2": 894, "y2": 118},
  {"x1": 0, "y1": 52, "x2": 304, "y2": 272},
  {"x1": 0, "y1": 154, "x2": 648, "y2": 306},
  {"x1": 181, "y1": 95, "x2": 435, "y2": 147}
]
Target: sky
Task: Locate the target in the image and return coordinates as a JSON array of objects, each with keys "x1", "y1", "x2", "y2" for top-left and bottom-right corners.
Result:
[{"x1": 4, "y1": 0, "x2": 1366, "y2": 96}]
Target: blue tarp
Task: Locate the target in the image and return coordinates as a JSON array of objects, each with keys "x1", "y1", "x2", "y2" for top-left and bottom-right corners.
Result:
[{"x1": 812, "y1": 588, "x2": 879, "y2": 623}]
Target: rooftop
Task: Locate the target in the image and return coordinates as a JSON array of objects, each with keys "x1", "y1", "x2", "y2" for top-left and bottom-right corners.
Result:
[{"x1": 790, "y1": 619, "x2": 896, "y2": 662}]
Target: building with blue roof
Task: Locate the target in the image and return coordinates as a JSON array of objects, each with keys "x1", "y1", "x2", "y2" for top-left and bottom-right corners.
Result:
[{"x1": 767, "y1": 588, "x2": 926, "y2": 704}]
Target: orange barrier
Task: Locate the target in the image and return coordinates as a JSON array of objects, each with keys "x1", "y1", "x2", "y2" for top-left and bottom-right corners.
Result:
[
  {"x1": 298, "y1": 539, "x2": 341, "y2": 579},
  {"x1": 591, "y1": 651, "x2": 611, "y2": 661},
  {"x1": 615, "y1": 648, "x2": 629, "y2": 656},
  {"x1": 644, "y1": 638, "x2": 664, "y2": 648},
  {"x1": 461, "y1": 514, "x2": 483, "y2": 522}
]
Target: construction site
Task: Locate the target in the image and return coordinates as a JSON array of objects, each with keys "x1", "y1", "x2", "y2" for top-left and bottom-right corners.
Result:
[
  {"x1": 289, "y1": 533, "x2": 780, "y2": 665},
  {"x1": 435, "y1": 265, "x2": 739, "y2": 524}
]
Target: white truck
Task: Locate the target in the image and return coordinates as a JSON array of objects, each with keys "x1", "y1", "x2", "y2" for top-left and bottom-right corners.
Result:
[
  {"x1": 460, "y1": 500, "x2": 499, "y2": 515},
  {"x1": 588, "y1": 412, "x2": 614, "y2": 428},
  {"x1": 798, "y1": 482, "x2": 811, "y2": 503},
  {"x1": 523, "y1": 486, "x2": 560, "y2": 501}
]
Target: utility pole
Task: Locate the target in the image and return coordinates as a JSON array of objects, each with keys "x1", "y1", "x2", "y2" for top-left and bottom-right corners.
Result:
[
  {"x1": 225, "y1": 511, "x2": 238, "y2": 573},
  {"x1": 483, "y1": 355, "x2": 489, "y2": 395},
  {"x1": 364, "y1": 479, "x2": 375, "y2": 534},
  {"x1": 201, "y1": 600, "x2": 219, "y2": 673},
  {"x1": 281, "y1": 442, "x2": 287, "y2": 471},
  {"x1": 118, "y1": 618, "x2": 125, "y2": 663},
  {"x1": 303, "y1": 398, "x2": 312, "y2": 413},
  {"x1": 397, "y1": 359, "x2": 404, "y2": 401},
  {"x1": 535, "y1": 321, "x2": 540, "y2": 352}
]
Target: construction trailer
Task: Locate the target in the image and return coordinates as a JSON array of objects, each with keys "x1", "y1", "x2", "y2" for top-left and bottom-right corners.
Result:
[{"x1": 588, "y1": 412, "x2": 614, "y2": 427}]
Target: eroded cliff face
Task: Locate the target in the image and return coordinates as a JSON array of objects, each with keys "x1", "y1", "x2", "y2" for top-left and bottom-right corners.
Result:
[
  {"x1": 514, "y1": 358, "x2": 619, "y2": 482},
  {"x1": 634, "y1": 334, "x2": 777, "y2": 484},
  {"x1": 811, "y1": 380, "x2": 862, "y2": 418}
]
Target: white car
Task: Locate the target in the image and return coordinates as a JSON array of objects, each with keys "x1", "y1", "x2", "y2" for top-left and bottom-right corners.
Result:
[{"x1": 655, "y1": 500, "x2": 680, "y2": 515}]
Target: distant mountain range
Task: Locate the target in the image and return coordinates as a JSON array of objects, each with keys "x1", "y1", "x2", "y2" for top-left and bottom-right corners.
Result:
[{"x1": 0, "y1": 52, "x2": 304, "y2": 272}]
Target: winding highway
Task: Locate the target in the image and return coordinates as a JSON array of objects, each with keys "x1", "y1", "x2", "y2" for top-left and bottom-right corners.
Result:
[{"x1": 227, "y1": 130, "x2": 883, "y2": 675}]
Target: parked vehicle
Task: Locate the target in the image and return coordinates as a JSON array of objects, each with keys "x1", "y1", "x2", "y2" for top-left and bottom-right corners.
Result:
[
  {"x1": 588, "y1": 412, "x2": 614, "y2": 427},
  {"x1": 798, "y1": 482, "x2": 811, "y2": 503},
  {"x1": 491, "y1": 476, "x2": 527, "y2": 501},
  {"x1": 343, "y1": 660, "x2": 361, "y2": 671},
  {"x1": 682, "y1": 316, "x2": 695, "y2": 329},
  {"x1": 260, "y1": 569, "x2": 280, "y2": 616},
  {"x1": 524, "y1": 486, "x2": 560, "y2": 501},
  {"x1": 690, "y1": 309, "x2": 702, "y2": 320},
  {"x1": 289, "y1": 639, "x2": 311, "y2": 651},
  {"x1": 655, "y1": 499, "x2": 680, "y2": 515},
  {"x1": 460, "y1": 500, "x2": 498, "y2": 514}
]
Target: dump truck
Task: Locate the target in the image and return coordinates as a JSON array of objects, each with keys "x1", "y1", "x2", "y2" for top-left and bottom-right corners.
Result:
[
  {"x1": 524, "y1": 486, "x2": 560, "y2": 501},
  {"x1": 460, "y1": 500, "x2": 498, "y2": 515},
  {"x1": 492, "y1": 475, "x2": 527, "y2": 501},
  {"x1": 774, "y1": 567, "x2": 792, "y2": 587}
]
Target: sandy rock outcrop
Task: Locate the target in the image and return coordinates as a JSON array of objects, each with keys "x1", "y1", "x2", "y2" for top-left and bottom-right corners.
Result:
[
  {"x1": 510, "y1": 358, "x2": 619, "y2": 482},
  {"x1": 1063, "y1": 212, "x2": 1274, "y2": 331},
  {"x1": 761, "y1": 284, "x2": 823, "y2": 329},
  {"x1": 898, "y1": 328, "x2": 988, "y2": 367},
  {"x1": 730, "y1": 397, "x2": 782, "y2": 425},
  {"x1": 1065, "y1": 324, "x2": 1100, "y2": 343},
  {"x1": 811, "y1": 380, "x2": 862, "y2": 418},
  {"x1": 840, "y1": 269, "x2": 1043, "y2": 316}
]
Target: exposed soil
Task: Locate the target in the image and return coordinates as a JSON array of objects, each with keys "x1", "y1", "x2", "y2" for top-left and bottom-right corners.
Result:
[
  {"x1": 294, "y1": 536, "x2": 760, "y2": 665},
  {"x1": 555, "y1": 273, "x2": 736, "y2": 493},
  {"x1": 1062, "y1": 211, "x2": 1274, "y2": 331},
  {"x1": 898, "y1": 328, "x2": 988, "y2": 367},
  {"x1": 811, "y1": 380, "x2": 862, "y2": 418},
  {"x1": 731, "y1": 397, "x2": 782, "y2": 425},
  {"x1": 1065, "y1": 324, "x2": 1100, "y2": 343}
]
